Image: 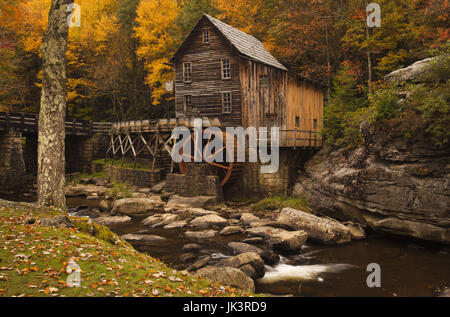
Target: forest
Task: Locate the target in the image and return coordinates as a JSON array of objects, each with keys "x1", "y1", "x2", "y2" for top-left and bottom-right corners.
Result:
[{"x1": 0, "y1": 0, "x2": 448, "y2": 144}]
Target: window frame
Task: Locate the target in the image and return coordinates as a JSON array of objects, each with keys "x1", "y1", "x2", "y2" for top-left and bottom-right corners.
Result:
[
  {"x1": 222, "y1": 91, "x2": 232, "y2": 113},
  {"x1": 203, "y1": 30, "x2": 210, "y2": 44},
  {"x1": 259, "y1": 74, "x2": 268, "y2": 88},
  {"x1": 184, "y1": 95, "x2": 192, "y2": 114},
  {"x1": 183, "y1": 62, "x2": 192, "y2": 83},
  {"x1": 221, "y1": 58, "x2": 231, "y2": 80},
  {"x1": 295, "y1": 116, "x2": 300, "y2": 128},
  {"x1": 313, "y1": 118, "x2": 318, "y2": 130}
]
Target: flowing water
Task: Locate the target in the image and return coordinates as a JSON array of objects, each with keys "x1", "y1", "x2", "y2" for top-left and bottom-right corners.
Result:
[{"x1": 3, "y1": 193, "x2": 449, "y2": 297}]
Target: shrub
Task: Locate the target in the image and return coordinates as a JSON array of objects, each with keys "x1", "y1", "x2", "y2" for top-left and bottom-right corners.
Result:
[
  {"x1": 250, "y1": 195, "x2": 310, "y2": 212},
  {"x1": 106, "y1": 182, "x2": 133, "y2": 199}
]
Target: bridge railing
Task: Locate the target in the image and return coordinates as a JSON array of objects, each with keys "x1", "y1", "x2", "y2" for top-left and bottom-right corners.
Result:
[{"x1": 0, "y1": 112, "x2": 112, "y2": 135}]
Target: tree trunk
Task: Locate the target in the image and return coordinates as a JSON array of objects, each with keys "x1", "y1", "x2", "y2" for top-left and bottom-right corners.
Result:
[
  {"x1": 365, "y1": 12, "x2": 372, "y2": 95},
  {"x1": 37, "y1": 0, "x2": 71, "y2": 209}
]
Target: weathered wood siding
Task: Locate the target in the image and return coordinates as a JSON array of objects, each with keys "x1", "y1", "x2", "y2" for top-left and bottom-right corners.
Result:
[
  {"x1": 285, "y1": 76, "x2": 323, "y2": 147},
  {"x1": 239, "y1": 59, "x2": 288, "y2": 130},
  {"x1": 174, "y1": 19, "x2": 242, "y2": 127}
]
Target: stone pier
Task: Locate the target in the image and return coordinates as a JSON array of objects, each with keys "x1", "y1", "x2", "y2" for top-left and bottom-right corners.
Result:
[
  {"x1": 0, "y1": 129, "x2": 26, "y2": 191},
  {"x1": 242, "y1": 148, "x2": 313, "y2": 196}
]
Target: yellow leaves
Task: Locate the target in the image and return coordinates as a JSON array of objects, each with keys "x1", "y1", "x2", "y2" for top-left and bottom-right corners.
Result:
[
  {"x1": 43, "y1": 286, "x2": 58, "y2": 294},
  {"x1": 135, "y1": 0, "x2": 180, "y2": 105}
]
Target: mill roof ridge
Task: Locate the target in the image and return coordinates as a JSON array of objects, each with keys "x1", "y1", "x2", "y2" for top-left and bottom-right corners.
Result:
[{"x1": 202, "y1": 14, "x2": 288, "y2": 71}]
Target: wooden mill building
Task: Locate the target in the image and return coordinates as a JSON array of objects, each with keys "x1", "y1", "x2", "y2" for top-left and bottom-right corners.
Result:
[{"x1": 171, "y1": 14, "x2": 324, "y2": 148}]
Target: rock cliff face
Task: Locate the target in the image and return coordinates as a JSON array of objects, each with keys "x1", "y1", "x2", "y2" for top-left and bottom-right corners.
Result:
[
  {"x1": 295, "y1": 122, "x2": 450, "y2": 244},
  {"x1": 295, "y1": 57, "x2": 449, "y2": 244}
]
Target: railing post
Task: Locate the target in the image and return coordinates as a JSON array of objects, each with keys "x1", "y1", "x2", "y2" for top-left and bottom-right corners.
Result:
[
  {"x1": 34, "y1": 114, "x2": 38, "y2": 132},
  {"x1": 314, "y1": 131, "x2": 317, "y2": 147},
  {"x1": 309, "y1": 130, "x2": 312, "y2": 147},
  {"x1": 21, "y1": 113, "x2": 25, "y2": 131},
  {"x1": 293, "y1": 129, "x2": 297, "y2": 150},
  {"x1": 72, "y1": 118, "x2": 76, "y2": 135},
  {"x1": 5, "y1": 113, "x2": 10, "y2": 130}
]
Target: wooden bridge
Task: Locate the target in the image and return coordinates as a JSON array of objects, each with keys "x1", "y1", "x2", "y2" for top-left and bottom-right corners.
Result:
[{"x1": 0, "y1": 112, "x2": 111, "y2": 135}]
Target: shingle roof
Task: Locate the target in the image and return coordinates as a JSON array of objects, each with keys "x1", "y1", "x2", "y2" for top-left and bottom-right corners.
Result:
[{"x1": 203, "y1": 14, "x2": 287, "y2": 71}]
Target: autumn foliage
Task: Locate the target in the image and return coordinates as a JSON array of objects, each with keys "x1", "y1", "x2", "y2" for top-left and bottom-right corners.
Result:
[{"x1": 0, "y1": 0, "x2": 448, "y2": 119}]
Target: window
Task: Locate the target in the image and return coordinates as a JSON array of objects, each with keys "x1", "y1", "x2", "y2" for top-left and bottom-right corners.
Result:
[
  {"x1": 295, "y1": 116, "x2": 300, "y2": 127},
  {"x1": 313, "y1": 119, "x2": 318, "y2": 130},
  {"x1": 259, "y1": 75, "x2": 268, "y2": 87},
  {"x1": 184, "y1": 95, "x2": 192, "y2": 113},
  {"x1": 222, "y1": 92, "x2": 232, "y2": 113},
  {"x1": 221, "y1": 59, "x2": 231, "y2": 79},
  {"x1": 183, "y1": 62, "x2": 192, "y2": 83},
  {"x1": 203, "y1": 30, "x2": 210, "y2": 44}
]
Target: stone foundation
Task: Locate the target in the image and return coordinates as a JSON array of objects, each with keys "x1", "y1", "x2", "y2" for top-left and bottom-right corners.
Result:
[
  {"x1": 103, "y1": 164, "x2": 163, "y2": 187},
  {"x1": 242, "y1": 148, "x2": 309, "y2": 195},
  {"x1": 66, "y1": 136, "x2": 94, "y2": 173},
  {"x1": 166, "y1": 163, "x2": 223, "y2": 200},
  {"x1": 0, "y1": 129, "x2": 26, "y2": 191}
]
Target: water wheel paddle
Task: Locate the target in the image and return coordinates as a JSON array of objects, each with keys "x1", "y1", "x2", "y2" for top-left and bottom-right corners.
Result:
[{"x1": 178, "y1": 130, "x2": 240, "y2": 187}]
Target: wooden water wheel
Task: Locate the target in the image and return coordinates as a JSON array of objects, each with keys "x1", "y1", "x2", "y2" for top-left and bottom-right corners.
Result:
[{"x1": 178, "y1": 130, "x2": 243, "y2": 187}]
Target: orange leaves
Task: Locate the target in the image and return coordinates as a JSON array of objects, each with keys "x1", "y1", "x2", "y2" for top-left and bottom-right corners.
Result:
[{"x1": 135, "y1": 0, "x2": 180, "y2": 106}]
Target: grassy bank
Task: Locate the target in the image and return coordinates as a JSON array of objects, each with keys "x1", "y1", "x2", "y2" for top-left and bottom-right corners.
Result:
[{"x1": 0, "y1": 200, "x2": 250, "y2": 297}]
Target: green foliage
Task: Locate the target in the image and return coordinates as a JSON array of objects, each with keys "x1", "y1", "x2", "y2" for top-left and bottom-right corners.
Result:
[
  {"x1": 250, "y1": 195, "x2": 310, "y2": 212},
  {"x1": 407, "y1": 51, "x2": 450, "y2": 148},
  {"x1": 106, "y1": 182, "x2": 133, "y2": 200},
  {"x1": 100, "y1": 158, "x2": 152, "y2": 170},
  {"x1": 323, "y1": 63, "x2": 368, "y2": 146},
  {"x1": 368, "y1": 85, "x2": 400, "y2": 121}
]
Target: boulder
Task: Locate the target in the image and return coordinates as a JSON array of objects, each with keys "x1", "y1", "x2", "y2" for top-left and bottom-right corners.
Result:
[
  {"x1": 186, "y1": 255, "x2": 212, "y2": 271},
  {"x1": 150, "y1": 181, "x2": 166, "y2": 194},
  {"x1": 73, "y1": 208, "x2": 101, "y2": 218},
  {"x1": 227, "y1": 242, "x2": 279, "y2": 265},
  {"x1": 163, "y1": 220, "x2": 188, "y2": 230},
  {"x1": 215, "y1": 252, "x2": 265, "y2": 279},
  {"x1": 65, "y1": 184, "x2": 108, "y2": 197},
  {"x1": 160, "y1": 192, "x2": 172, "y2": 202},
  {"x1": 190, "y1": 214, "x2": 228, "y2": 228},
  {"x1": 111, "y1": 197, "x2": 164, "y2": 217},
  {"x1": 86, "y1": 193, "x2": 99, "y2": 200},
  {"x1": 195, "y1": 266, "x2": 255, "y2": 292},
  {"x1": 246, "y1": 226, "x2": 308, "y2": 252},
  {"x1": 277, "y1": 208, "x2": 352, "y2": 244},
  {"x1": 121, "y1": 234, "x2": 168, "y2": 246},
  {"x1": 228, "y1": 241, "x2": 262, "y2": 253},
  {"x1": 132, "y1": 192, "x2": 147, "y2": 198},
  {"x1": 385, "y1": 57, "x2": 438, "y2": 83},
  {"x1": 242, "y1": 237, "x2": 264, "y2": 245},
  {"x1": 346, "y1": 223, "x2": 367, "y2": 240},
  {"x1": 219, "y1": 226, "x2": 243, "y2": 236},
  {"x1": 138, "y1": 188, "x2": 152, "y2": 194},
  {"x1": 179, "y1": 253, "x2": 196, "y2": 263},
  {"x1": 182, "y1": 243, "x2": 202, "y2": 251},
  {"x1": 141, "y1": 213, "x2": 179, "y2": 228},
  {"x1": 187, "y1": 208, "x2": 218, "y2": 216},
  {"x1": 228, "y1": 219, "x2": 240, "y2": 226},
  {"x1": 94, "y1": 215, "x2": 132, "y2": 226},
  {"x1": 99, "y1": 199, "x2": 113, "y2": 213},
  {"x1": 240, "y1": 213, "x2": 260, "y2": 226},
  {"x1": 185, "y1": 230, "x2": 217, "y2": 240},
  {"x1": 167, "y1": 195, "x2": 217, "y2": 209}
]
